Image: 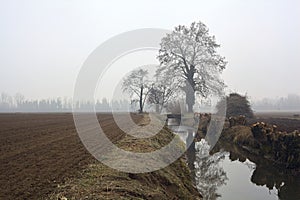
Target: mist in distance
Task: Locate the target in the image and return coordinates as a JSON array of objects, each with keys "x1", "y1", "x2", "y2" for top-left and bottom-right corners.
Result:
[{"x1": 0, "y1": 0, "x2": 299, "y2": 109}]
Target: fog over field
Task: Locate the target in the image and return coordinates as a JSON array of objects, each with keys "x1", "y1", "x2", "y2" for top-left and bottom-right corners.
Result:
[
  {"x1": 0, "y1": 0, "x2": 300, "y2": 102},
  {"x1": 1, "y1": 2, "x2": 300, "y2": 200}
]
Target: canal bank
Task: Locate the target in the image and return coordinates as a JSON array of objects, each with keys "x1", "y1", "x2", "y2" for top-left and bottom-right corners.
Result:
[
  {"x1": 190, "y1": 113, "x2": 300, "y2": 200},
  {"x1": 49, "y1": 114, "x2": 201, "y2": 200}
]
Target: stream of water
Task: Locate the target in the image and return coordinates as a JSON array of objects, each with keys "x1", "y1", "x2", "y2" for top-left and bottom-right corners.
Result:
[{"x1": 172, "y1": 127, "x2": 300, "y2": 200}]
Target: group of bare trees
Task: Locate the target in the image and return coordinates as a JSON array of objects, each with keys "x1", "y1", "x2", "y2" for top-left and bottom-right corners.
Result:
[
  {"x1": 122, "y1": 21, "x2": 226, "y2": 113},
  {"x1": 0, "y1": 93, "x2": 130, "y2": 112},
  {"x1": 2, "y1": 21, "x2": 227, "y2": 113},
  {"x1": 122, "y1": 68, "x2": 179, "y2": 113},
  {"x1": 253, "y1": 94, "x2": 300, "y2": 111},
  {"x1": 0, "y1": 93, "x2": 68, "y2": 112}
]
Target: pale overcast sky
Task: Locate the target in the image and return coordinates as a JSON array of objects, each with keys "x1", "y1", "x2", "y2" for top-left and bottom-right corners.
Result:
[{"x1": 0, "y1": 0, "x2": 299, "y2": 100}]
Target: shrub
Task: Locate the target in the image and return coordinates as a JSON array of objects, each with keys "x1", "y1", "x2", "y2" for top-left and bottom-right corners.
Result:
[{"x1": 216, "y1": 93, "x2": 254, "y2": 118}]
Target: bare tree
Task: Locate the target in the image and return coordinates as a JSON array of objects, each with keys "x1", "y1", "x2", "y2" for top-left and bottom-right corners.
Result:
[
  {"x1": 14, "y1": 93, "x2": 25, "y2": 108},
  {"x1": 195, "y1": 139, "x2": 228, "y2": 200},
  {"x1": 157, "y1": 21, "x2": 226, "y2": 113},
  {"x1": 122, "y1": 69, "x2": 151, "y2": 113},
  {"x1": 148, "y1": 73, "x2": 179, "y2": 113},
  {"x1": 0, "y1": 92, "x2": 13, "y2": 110}
]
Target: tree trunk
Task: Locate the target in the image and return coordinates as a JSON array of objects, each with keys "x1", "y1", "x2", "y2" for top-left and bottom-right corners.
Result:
[
  {"x1": 185, "y1": 75, "x2": 195, "y2": 113},
  {"x1": 139, "y1": 86, "x2": 144, "y2": 113},
  {"x1": 186, "y1": 92, "x2": 195, "y2": 113},
  {"x1": 155, "y1": 104, "x2": 159, "y2": 113}
]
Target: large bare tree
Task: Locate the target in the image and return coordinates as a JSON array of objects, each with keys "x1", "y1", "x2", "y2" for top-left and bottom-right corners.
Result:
[
  {"x1": 122, "y1": 69, "x2": 151, "y2": 113},
  {"x1": 157, "y1": 21, "x2": 227, "y2": 113}
]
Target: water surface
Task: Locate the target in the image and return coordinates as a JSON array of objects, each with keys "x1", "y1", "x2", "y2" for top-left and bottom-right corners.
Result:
[{"x1": 193, "y1": 140, "x2": 300, "y2": 200}]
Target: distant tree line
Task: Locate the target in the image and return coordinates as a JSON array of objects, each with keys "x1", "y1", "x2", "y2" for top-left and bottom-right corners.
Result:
[
  {"x1": 0, "y1": 92, "x2": 131, "y2": 112},
  {"x1": 252, "y1": 94, "x2": 300, "y2": 111}
]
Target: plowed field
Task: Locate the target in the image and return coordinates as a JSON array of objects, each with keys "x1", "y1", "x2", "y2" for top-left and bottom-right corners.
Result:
[{"x1": 0, "y1": 113, "x2": 140, "y2": 200}]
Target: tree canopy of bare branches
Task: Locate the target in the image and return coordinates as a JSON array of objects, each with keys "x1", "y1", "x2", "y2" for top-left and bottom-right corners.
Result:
[
  {"x1": 157, "y1": 21, "x2": 226, "y2": 112},
  {"x1": 122, "y1": 69, "x2": 151, "y2": 113}
]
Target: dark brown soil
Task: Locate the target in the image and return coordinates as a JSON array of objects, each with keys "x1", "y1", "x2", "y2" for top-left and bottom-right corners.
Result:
[
  {"x1": 0, "y1": 113, "x2": 140, "y2": 200},
  {"x1": 247, "y1": 112, "x2": 300, "y2": 132}
]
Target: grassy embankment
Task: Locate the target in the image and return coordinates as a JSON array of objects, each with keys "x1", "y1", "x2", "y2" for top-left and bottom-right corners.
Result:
[{"x1": 49, "y1": 114, "x2": 201, "y2": 200}]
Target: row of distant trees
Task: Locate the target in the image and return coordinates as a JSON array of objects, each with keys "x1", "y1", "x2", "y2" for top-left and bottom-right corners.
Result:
[
  {"x1": 0, "y1": 93, "x2": 132, "y2": 112},
  {"x1": 252, "y1": 94, "x2": 300, "y2": 111},
  {"x1": 2, "y1": 91, "x2": 299, "y2": 113}
]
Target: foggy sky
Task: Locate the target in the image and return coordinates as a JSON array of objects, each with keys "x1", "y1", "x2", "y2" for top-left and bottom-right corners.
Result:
[{"x1": 0, "y1": 0, "x2": 299, "y2": 101}]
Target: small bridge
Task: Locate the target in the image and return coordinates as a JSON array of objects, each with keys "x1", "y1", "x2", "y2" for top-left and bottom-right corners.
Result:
[
  {"x1": 166, "y1": 114, "x2": 182, "y2": 126},
  {"x1": 166, "y1": 114, "x2": 195, "y2": 146}
]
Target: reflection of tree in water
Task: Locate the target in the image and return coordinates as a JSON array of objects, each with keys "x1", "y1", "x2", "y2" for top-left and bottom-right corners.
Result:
[
  {"x1": 217, "y1": 142, "x2": 300, "y2": 200},
  {"x1": 251, "y1": 162, "x2": 300, "y2": 200},
  {"x1": 194, "y1": 139, "x2": 228, "y2": 200}
]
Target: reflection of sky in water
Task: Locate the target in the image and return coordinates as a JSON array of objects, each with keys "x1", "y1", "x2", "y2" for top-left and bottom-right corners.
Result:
[{"x1": 217, "y1": 156, "x2": 278, "y2": 200}]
